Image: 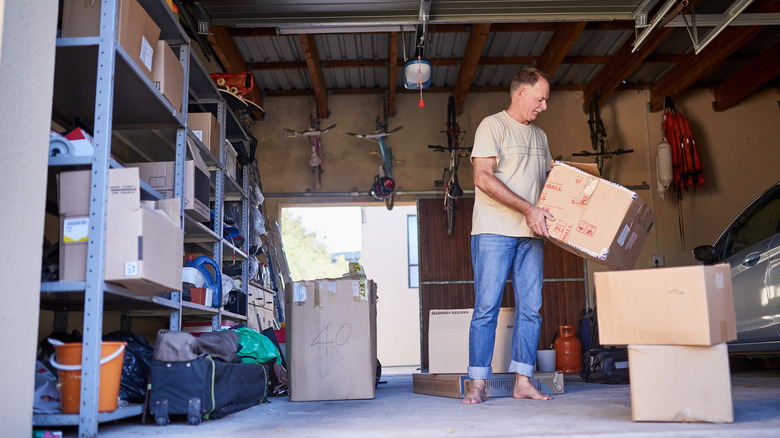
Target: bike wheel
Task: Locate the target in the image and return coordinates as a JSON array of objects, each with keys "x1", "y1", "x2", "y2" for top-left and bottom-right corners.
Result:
[
  {"x1": 445, "y1": 194, "x2": 456, "y2": 236},
  {"x1": 385, "y1": 191, "x2": 395, "y2": 210},
  {"x1": 446, "y1": 96, "x2": 457, "y2": 148}
]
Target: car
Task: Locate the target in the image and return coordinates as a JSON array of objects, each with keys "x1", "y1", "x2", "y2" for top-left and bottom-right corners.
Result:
[{"x1": 692, "y1": 181, "x2": 780, "y2": 353}]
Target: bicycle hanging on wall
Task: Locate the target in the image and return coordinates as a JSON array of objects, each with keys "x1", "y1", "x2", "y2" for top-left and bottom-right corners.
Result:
[
  {"x1": 428, "y1": 95, "x2": 472, "y2": 236},
  {"x1": 573, "y1": 94, "x2": 633, "y2": 175},
  {"x1": 347, "y1": 99, "x2": 402, "y2": 210},
  {"x1": 282, "y1": 104, "x2": 336, "y2": 190}
]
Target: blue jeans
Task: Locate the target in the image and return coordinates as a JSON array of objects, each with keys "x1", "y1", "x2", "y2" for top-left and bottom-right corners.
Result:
[{"x1": 468, "y1": 234, "x2": 544, "y2": 380}]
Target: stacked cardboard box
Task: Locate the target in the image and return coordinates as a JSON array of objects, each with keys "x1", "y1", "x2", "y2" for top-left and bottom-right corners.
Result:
[
  {"x1": 58, "y1": 168, "x2": 183, "y2": 295},
  {"x1": 594, "y1": 264, "x2": 736, "y2": 422},
  {"x1": 415, "y1": 308, "x2": 564, "y2": 398},
  {"x1": 285, "y1": 263, "x2": 377, "y2": 401}
]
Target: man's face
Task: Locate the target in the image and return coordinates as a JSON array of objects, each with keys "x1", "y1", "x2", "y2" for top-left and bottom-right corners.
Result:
[{"x1": 516, "y1": 79, "x2": 550, "y2": 124}]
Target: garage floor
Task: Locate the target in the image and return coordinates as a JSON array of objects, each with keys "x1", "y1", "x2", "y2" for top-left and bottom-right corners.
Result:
[{"x1": 74, "y1": 367, "x2": 780, "y2": 437}]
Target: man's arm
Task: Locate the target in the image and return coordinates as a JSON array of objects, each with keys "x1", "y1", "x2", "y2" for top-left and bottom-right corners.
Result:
[{"x1": 472, "y1": 157, "x2": 554, "y2": 237}]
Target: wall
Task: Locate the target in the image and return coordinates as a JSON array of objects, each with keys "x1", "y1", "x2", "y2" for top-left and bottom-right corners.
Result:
[
  {"x1": 361, "y1": 205, "x2": 421, "y2": 368},
  {"x1": 256, "y1": 86, "x2": 780, "y2": 305},
  {"x1": 0, "y1": 0, "x2": 59, "y2": 434}
]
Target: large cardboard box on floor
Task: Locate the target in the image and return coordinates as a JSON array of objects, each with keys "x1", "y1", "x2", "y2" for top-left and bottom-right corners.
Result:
[
  {"x1": 285, "y1": 264, "x2": 377, "y2": 401},
  {"x1": 127, "y1": 137, "x2": 211, "y2": 222},
  {"x1": 189, "y1": 112, "x2": 222, "y2": 159},
  {"x1": 61, "y1": 0, "x2": 160, "y2": 82},
  {"x1": 428, "y1": 308, "x2": 514, "y2": 374},
  {"x1": 412, "y1": 372, "x2": 564, "y2": 399},
  {"x1": 536, "y1": 161, "x2": 655, "y2": 270},
  {"x1": 628, "y1": 343, "x2": 733, "y2": 423},
  {"x1": 594, "y1": 264, "x2": 736, "y2": 345},
  {"x1": 152, "y1": 40, "x2": 184, "y2": 114},
  {"x1": 58, "y1": 168, "x2": 183, "y2": 295}
]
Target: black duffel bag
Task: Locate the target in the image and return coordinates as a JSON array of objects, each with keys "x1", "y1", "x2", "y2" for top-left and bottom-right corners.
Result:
[{"x1": 580, "y1": 347, "x2": 630, "y2": 384}]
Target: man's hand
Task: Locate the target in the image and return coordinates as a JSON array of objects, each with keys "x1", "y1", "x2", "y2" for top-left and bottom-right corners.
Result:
[{"x1": 526, "y1": 206, "x2": 555, "y2": 238}]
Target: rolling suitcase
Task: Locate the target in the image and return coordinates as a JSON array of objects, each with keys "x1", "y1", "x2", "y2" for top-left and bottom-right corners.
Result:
[{"x1": 149, "y1": 356, "x2": 268, "y2": 425}]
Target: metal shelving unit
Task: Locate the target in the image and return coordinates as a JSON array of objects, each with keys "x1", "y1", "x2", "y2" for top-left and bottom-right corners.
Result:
[{"x1": 36, "y1": 0, "x2": 251, "y2": 435}]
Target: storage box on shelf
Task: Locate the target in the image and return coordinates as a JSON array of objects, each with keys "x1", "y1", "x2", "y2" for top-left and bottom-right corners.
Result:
[
  {"x1": 58, "y1": 163, "x2": 183, "y2": 296},
  {"x1": 152, "y1": 39, "x2": 184, "y2": 114},
  {"x1": 189, "y1": 112, "x2": 221, "y2": 159},
  {"x1": 128, "y1": 137, "x2": 211, "y2": 222},
  {"x1": 61, "y1": 0, "x2": 160, "y2": 82}
]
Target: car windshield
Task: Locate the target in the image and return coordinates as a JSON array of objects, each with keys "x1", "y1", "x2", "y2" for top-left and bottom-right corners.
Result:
[{"x1": 717, "y1": 184, "x2": 780, "y2": 260}]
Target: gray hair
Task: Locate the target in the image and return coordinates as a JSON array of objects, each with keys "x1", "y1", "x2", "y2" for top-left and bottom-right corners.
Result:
[{"x1": 510, "y1": 68, "x2": 548, "y2": 97}]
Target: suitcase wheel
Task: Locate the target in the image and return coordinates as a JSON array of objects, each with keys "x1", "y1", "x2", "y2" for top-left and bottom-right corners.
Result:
[
  {"x1": 153, "y1": 399, "x2": 169, "y2": 426},
  {"x1": 188, "y1": 397, "x2": 202, "y2": 425}
]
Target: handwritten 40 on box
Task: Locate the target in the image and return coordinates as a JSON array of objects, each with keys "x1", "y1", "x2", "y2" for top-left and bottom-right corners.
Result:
[
  {"x1": 285, "y1": 267, "x2": 378, "y2": 401},
  {"x1": 537, "y1": 161, "x2": 655, "y2": 270}
]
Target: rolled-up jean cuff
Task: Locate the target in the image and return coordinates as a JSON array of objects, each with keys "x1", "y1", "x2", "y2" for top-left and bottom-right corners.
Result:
[
  {"x1": 508, "y1": 360, "x2": 535, "y2": 378},
  {"x1": 468, "y1": 366, "x2": 492, "y2": 380}
]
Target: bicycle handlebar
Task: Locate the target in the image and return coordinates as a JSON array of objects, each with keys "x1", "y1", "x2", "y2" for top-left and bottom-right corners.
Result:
[{"x1": 429, "y1": 144, "x2": 473, "y2": 152}]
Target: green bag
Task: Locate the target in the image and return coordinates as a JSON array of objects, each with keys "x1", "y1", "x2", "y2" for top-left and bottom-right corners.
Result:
[{"x1": 232, "y1": 327, "x2": 281, "y2": 365}]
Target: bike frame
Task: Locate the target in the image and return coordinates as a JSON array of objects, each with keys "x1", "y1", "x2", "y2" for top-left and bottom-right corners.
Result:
[{"x1": 282, "y1": 113, "x2": 335, "y2": 190}]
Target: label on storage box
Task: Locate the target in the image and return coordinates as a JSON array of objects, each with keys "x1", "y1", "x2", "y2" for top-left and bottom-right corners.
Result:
[
  {"x1": 124, "y1": 262, "x2": 139, "y2": 277},
  {"x1": 352, "y1": 279, "x2": 367, "y2": 301},
  {"x1": 140, "y1": 36, "x2": 153, "y2": 72},
  {"x1": 193, "y1": 130, "x2": 204, "y2": 142},
  {"x1": 293, "y1": 282, "x2": 307, "y2": 303},
  {"x1": 63, "y1": 217, "x2": 89, "y2": 243},
  {"x1": 617, "y1": 224, "x2": 631, "y2": 247}
]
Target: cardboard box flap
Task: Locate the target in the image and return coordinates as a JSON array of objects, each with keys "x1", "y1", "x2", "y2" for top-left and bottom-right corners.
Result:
[
  {"x1": 186, "y1": 136, "x2": 210, "y2": 175},
  {"x1": 560, "y1": 160, "x2": 600, "y2": 177},
  {"x1": 140, "y1": 197, "x2": 181, "y2": 224}
]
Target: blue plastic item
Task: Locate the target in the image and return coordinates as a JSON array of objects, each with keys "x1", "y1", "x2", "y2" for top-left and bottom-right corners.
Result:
[{"x1": 186, "y1": 256, "x2": 222, "y2": 307}]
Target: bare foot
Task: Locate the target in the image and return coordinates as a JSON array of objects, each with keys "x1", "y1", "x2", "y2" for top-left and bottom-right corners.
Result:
[
  {"x1": 513, "y1": 374, "x2": 552, "y2": 400},
  {"x1": 461, "y1": 379, "x2": 487, "y2": 404}
]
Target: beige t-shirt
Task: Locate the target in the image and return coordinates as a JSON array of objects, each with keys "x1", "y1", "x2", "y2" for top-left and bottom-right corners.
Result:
[{"x1": 470, "y1": 111, "x2": 552, "y2": 237}]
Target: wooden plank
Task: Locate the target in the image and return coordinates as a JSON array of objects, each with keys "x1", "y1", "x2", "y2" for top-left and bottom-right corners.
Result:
[
  {"x1": 536, "y1": 21, "x2": 587, "y2": 77},
  {"x1": 453, "y1": 23, "x2": 491, "y2": 115},
  {"x1": 298, "y1": 34, "x2": 329, "y2": 118},
  {"x1": 713, "y1": 39, "x2": 780, "y2": 111}
]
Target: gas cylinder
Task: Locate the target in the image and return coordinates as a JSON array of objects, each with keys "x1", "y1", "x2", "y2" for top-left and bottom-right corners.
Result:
[{"x1": 553, "y1": 325, "x2": 581, "y2": 373}]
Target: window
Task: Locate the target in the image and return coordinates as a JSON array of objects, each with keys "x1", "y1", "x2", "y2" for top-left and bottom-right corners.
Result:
[
  {"x1": 721, "y1": 185, "x2": 780, "y2": 259},
  {"x1": 407, "y1": 215, "x2": 419, "y2": 288}
]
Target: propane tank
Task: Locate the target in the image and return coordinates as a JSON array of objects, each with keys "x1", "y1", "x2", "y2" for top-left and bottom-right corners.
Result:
[{"x1": 554, "y1": 325, "x2": 582, "y2": 374}]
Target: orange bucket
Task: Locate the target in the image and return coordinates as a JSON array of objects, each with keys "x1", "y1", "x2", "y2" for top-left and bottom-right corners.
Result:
[{"x1": 51, "y1": 342, "x2": 126, "y2": 413}]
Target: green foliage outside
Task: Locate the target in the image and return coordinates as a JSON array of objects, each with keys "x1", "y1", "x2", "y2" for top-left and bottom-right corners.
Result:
[{"x1": 280, "y1": 210, "x2": 351, "y2": 281}]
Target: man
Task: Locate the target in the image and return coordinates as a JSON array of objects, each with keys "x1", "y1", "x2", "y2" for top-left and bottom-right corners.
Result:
[{"x1": 462, "y1": 68, "x2": 555, "y2": 404}]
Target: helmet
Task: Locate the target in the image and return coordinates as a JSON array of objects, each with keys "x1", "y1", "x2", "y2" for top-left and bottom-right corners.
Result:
[{"x1": 369, "y1": 175, "x2": 395, "y2": 200}]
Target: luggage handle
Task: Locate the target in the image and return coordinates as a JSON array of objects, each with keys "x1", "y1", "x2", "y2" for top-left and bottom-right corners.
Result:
[{"x1": 50, "y1": 344, "x2": 125, "y2": 371}]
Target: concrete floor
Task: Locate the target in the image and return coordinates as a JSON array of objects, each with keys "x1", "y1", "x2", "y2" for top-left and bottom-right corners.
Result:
[{"x1": 59, "y1": 367, "x2": 780, "y2": 437}]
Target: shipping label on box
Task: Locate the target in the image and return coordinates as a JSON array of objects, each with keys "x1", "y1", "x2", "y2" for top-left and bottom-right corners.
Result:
[
  {"x1": 537, "y1": 161, "x2": 655, "y2": 270},
  {"x1": 428, "y1": 308, "x2": 514, "y2": 374},
  {"x1": 594, "y1": 264, "x2": 736, "y2": 345},
  {"x1": 628, "y1": 344, "x2": 733, "y2": 423}
]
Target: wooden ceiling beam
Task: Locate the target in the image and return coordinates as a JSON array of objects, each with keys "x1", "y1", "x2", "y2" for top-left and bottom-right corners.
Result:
[
  {"x1": 298, "y1": 34, "x2": 329, "y2": 118},
  {"x1": 583, "y1": 25, "x2": 674, "y2": 108},
  {"x1": 648, "y1": 26, "x2": 764, "y2": 112},
  {"x1": 713, "y1": 39, "x2": 780, "y2": 111},
  {"x1": 207, "y1": 26, "x2": 264, "y2": 118},
  {"x1": 453, "y1": 23, "x2": 491, "y2": 114},
  {"x1": 536, "y1": 21, "x2": 587, "y2": 77},
  {"x1": 649, "y1": 0, "x2": 779, "y2": 111},
  {"x1": 388, "y1": 32, "x2": 398, "y2": 116}
]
